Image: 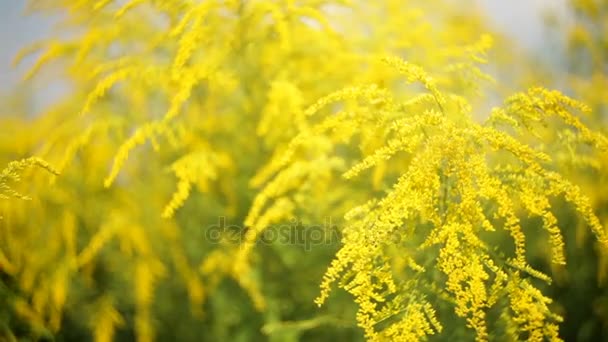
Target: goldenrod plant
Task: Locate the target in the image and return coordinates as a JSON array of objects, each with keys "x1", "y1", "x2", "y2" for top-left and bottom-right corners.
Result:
[
  {"x1": 530, "y1": 1, "x2": 608, "y2": 339},
  {"x1": 1, "y1": 157, "x2": 58, "y2": 340},
  {"x1": 0, "y1": 0, "x2": 607, "y2": 341},
  {"x1": 0, "y1": 158, "x2": 58, "y2": 201},
  {"x1": 564, "y1": 0, "x2": 608, "y2": 121}
]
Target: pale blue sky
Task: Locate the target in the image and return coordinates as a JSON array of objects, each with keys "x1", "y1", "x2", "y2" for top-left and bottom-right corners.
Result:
[
  {"x1": 0, "y1": 1, "x2": 56, "y2": 92},
  {"x1": 477, "y1": 0, "x2": 569, "y2": 51}
]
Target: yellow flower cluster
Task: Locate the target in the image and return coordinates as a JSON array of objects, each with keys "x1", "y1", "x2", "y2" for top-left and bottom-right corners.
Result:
[
  {"x1": 0, "y1": 157, "x2": 58, "y2": 201},
  {"x1": 249, "y1": 55, "x2": 608, "y2": 340},
  {"x1": 162, "y1": 148, "x2": 232, "y2": 219}
]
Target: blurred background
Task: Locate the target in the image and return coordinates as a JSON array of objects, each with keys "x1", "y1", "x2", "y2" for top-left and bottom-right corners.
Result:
[{"x1": 0, "y1": 0, "x2": 571, "y2": 107}]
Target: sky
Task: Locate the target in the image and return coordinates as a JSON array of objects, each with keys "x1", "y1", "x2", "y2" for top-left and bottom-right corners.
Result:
[
  {"x1": 478, "y1": 0, "x2": 569, "y2": 51},
  {"x1": 0, "y1": 1, "x2": 56, "y2": 92},
  {"x1": 0, "y1": 0, "x2": 570, "y2": 97}
]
